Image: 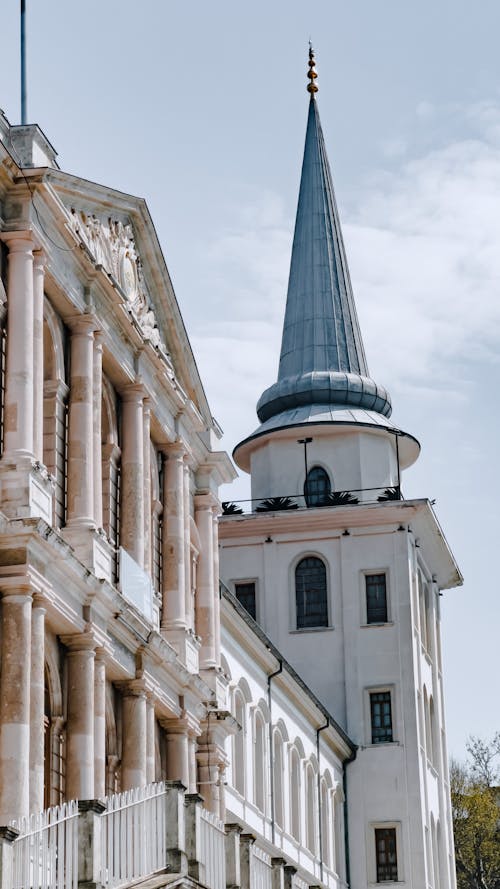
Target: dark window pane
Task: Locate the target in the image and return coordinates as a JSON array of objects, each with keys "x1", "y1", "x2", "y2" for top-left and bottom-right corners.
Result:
[
  {"x1": 304, "y1": 466, "x2": 331, "y2": 507},
  {"x1": 366, "y1": 573, "x2": 388, "y2": 623},
  {"x1": 295, "y1": 557, "x2": 328, "y2": 628},
  {"x1": 375, "y1": 827, "x2": 398, "y2": 882},
  {"x1": 235, "y1": 582, "x2": 256, "y2": 620},
  {"x1": 370, "y1": 691, "x2": 393, "y2": 744}
]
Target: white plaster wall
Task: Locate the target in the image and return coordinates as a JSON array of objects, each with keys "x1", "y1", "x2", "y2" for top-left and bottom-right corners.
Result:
[{"x1": 248, "y1": 427, "x2": 398, "y2": 503}]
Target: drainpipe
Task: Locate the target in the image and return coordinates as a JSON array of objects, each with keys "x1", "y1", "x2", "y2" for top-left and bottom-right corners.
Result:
[
  {"x1": 267, "y1": 658, "x2": 283, "y2": 845},
  {"x1": 316, "y1": 718, "x2": 329, "y2": 882},
  {"x1": 343, "y1": 749, "x2": 357, "y2": 888}
]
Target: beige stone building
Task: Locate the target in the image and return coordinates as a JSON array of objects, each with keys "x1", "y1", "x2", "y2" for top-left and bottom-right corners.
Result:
[{"x1": 0, "y1": 107, "x2": 354, "y2": 889}]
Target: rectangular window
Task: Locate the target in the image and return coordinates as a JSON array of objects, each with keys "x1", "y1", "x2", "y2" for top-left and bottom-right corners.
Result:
[
  {"x1": 366, "y1": 573, "x2": 388, "y2": 623},
  {"x1": 370, "y1": 691, "x2": 393, "y2": 744},
  {"x1": 234, "y1": 581, "x2": 256, "y2": 620},
  {"x1": 375, "y1": 827, "x2": 398, "y2": 882}
]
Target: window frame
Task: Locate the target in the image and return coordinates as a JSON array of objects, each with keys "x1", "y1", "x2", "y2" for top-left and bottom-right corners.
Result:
[
  {"x1": 304, "y1": 464, "x2": 332, "y2": 507},
  {"x1": 369, "y1": 690, "x2": 394, "y2": 745},
  {"x1": 361, "y1": 568, "x2": 391, "y2": 626},
  {"x1": 367, "y1": 821, "x2": 403, "y2": 884},
  {"x1": 294, "y1": 554, "x2": 330, "y2": 631},
  {"x1": 233, "y1": 578, "x2": 258, "y2": 621},
  {"x1": 364, "y1": 685, "x2": 397, "y2": 747},
  {"x1": 374, "y1": 825, "x2": 399, "y2": 883}
]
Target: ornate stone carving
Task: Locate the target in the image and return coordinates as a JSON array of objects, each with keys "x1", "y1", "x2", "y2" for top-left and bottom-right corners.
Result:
[{"x1": 69, "y1": 209, "x2": 169, "y2": 356}]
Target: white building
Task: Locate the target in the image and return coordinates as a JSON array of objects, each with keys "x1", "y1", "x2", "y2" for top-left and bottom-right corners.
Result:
[
  {"x1": 219, "y1": 50, "x2": 461, "y2": 888},
  {"x1": 0, "y1": 47, "x2": 460, "y2": 889}
]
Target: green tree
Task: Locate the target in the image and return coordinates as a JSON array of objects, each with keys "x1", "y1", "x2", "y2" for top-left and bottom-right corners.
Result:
[{"x1": 451, "y1": 734, "x2": 500, "y2": 889}]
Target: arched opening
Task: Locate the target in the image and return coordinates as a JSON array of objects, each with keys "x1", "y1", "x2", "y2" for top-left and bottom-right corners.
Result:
[
  {"x1": 295, "y1": 557, "x2": 328, "y2": 629},
  {"x1": 43, "y1": 306, "x2": 68, "y2": 529},
  {"x1": 306, "y1": 764, "x2": 317, "y2": 854},
  {"x1": 304, "y1": 466, "x2": 331, "y2": 507},
  {"x1": 233, "y1": 691, "x2": 246, "y2": 796},
  {"x1": 290, "y1": 748, "x2": 301, "y2": 841},
  {"x1": 321, "y1": 778, "x2": 331, "y2": 868},
  {"x1": 43, "y1": 650, "x2": 65, "y2": 807},
  {"x1": 254, "y1": 710, "x2": 267, "y2": 813},
  {"x1": 273, "y1": 730, "x2": 284, "y2": 829}
]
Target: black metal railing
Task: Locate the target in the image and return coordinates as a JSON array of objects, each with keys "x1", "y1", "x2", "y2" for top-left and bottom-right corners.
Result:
[{"x1": 221, "y1": 485, "x2": 402, "y2": 516}]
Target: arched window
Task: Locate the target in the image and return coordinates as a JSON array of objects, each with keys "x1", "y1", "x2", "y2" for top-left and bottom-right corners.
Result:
[
  {"x1": 254, "y1": 711, "x2": 267, "y2": 812},
  {"x1": 273, "y1": 731, "x2": 284, "y2": 829},
  {"x1": 295, "y1": 557, "x2": 328, "y2": 629},
  {"x1": 321, "y1": 779, "x2": 331, "y2": 868},
  {"x1": 305, "y1": 466, "x2": 331, "y2": 507},
  {"x1": 306, "y1": 764, "x2": 317, "y2": 854},
  {"x1": 290, "y1": 749, "x2": 301, "y2": 840},
  {"x1": 233, "y1": 692, "x2": 246, "y2": 796}
]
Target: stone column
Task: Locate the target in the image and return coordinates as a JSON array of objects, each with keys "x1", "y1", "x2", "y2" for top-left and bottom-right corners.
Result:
[
  {"x1": 0, "y1": 587, "x2": 32, "y2": 822},
  {"x1": 161, "y1": 444, "x2": 186, "y2": 631},
  {"x1": 29, "y1": 597, "x2": 46, "y2": 814},
  {"x1": 3, "y1": 234, "x2": 35, "y2": 457},
  {"x1": 94, "y1": 651, "x2": 106, "y2": 799},
  {"x1": 195, "y1": 495, "x2": 217, "y2": 669},
  {"x1": 32, "y1": 251, "x2": 45, "y2": 464},
  {"x1": 120, "y1": 385, "x2": 144, "y2": 565},
  {"x1": 121, "y1": 685, "x2": 147, "y2": 790},
  {"x1": 183, "y1": 458, "x2": 192, "y2": 630},
  {"x1": 143, "y1": 399, "x2": 152, "y2": 575},
  {"x1": 212, "y1": 507, "x2": 221, "y2": 665},
  {"x1": 93, "y1": 332, "x2": 104, "y2": 530},
  {"x1": 164, "y1": 720, "x2": 189, "y2": 789},
  {"x1": 64, "y1": 636, "x2": 95, "y2": 800},
  {"x1": 66, "y1": 317, "x2": 96, "y2": 527},
  {"x1": 146, "y1": 695, "x2": 156, "y2": 784}
]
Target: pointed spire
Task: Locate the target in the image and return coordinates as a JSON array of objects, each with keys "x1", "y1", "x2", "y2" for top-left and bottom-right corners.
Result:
[{"x1": 256, "y1": 48, "x2": 391, "y2": 424}]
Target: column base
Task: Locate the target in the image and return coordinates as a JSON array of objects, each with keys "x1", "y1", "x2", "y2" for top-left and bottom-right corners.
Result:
[
  {"x1": 63, "y1": 526, "x2": 114, "y2": 582},
  {"x1": 0, "y1": 455, "x2": 53, "y2": 523},
  {"x1": 160, "y1": 628, "x2": 201, "y2": 673}
]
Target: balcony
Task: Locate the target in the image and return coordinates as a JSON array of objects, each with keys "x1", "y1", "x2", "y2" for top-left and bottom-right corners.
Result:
[{"x1": 221, "y1": 486, "x2": 402, "y2": 516}]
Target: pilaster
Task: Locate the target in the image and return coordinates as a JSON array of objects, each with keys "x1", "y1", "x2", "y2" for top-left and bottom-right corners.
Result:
[
  {"x1": 120, "y1": 384, "x2": 145, "y2": 566},
  {"x1": 119, "y1": 681, "x2": 147, "y2": 790},
  {"x1": 62, "y1": 633, "x2": 96, "y2": 801},
  {"x1": 29, "y1": 595, "x2": 46, "y2": 814}
]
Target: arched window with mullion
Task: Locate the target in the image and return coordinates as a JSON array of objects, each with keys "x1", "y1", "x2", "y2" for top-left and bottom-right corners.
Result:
[
  {"x1": 304, "y1": 466, "x2": 331, "y2": 507},
  {"x1": 295, "y1": 556, "x2": 328, "y2": 629}
]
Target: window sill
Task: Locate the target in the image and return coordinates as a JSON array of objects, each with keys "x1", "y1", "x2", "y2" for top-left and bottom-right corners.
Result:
[
  {"x1": 289, "y1": 626, "x2": 334, "y2": 634},
  {"x1": 361, "y1": 622, "x2": 394, "y2": 629},
  {"x1": 366, "y1": 741, "x2": 400, "y2": 749}
]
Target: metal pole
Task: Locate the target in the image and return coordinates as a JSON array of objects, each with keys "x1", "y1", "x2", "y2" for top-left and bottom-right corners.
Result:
[
  {"x1": 298, "y1": 437, "x2": 312, "y2": 502},
  {"x1": 21, "y1": 0, "x2": 27, "y2": 124}
]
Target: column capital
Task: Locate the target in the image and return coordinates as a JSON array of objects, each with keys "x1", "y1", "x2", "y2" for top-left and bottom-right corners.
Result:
[
  {"x1": 194, "y1": 492, "x2": 219, "y2": 511},
  {"x1": 116, "y1": 679, "x2": 147, "y2": 699},
  {"x1": 121, "y1": 381, "x2": 146, "y2": 403},
  {"x1": 0, "y1": 231, "x2": 36, "y2": 252},
  {"x1": 164, "y1": 440, "x2": 187, "y2": 460},
  {"x1": 32, "y1": 248, "x2": 46, "y2": 270},
  {"x1": 0, "y1": 581, "x2": 33, "y2": 602},
  {"x1": 66, "y1": 313, "x2": 99, "y2": 336},
  {"x1": 60, "y1": 631, "x2": 98, "y2": 653}
]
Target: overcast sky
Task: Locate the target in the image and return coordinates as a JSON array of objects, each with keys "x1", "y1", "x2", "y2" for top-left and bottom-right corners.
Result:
[{"x1": 1, "y1": 0, "x2": 499, "y2": 760}]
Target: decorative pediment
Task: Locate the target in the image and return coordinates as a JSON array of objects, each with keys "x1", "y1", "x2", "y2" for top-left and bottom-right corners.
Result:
[{"x1": 69, "y1": 208, "x2": 169, "y2": 358}]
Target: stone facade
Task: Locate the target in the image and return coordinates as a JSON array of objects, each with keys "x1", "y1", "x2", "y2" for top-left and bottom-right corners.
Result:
[{"x1": 0, "y1": 112, "x2": 354, "y2": 889}]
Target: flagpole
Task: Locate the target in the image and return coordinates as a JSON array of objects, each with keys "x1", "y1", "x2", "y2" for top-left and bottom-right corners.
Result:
[{"x1": 20, "y1": 0, "x2": 27, "y2": 124}]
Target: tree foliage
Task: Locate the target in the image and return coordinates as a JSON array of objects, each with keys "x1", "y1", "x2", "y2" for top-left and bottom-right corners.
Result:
[{"x1": 451, "y1": 734, "x2": 500, "y2": 889}]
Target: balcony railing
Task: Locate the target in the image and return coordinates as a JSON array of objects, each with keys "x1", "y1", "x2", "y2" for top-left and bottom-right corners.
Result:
[{"x1": 221, "y1": 485, "x2": 402, "y2": 516}]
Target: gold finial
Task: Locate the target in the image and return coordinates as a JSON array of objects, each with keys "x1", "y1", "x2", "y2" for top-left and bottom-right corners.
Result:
[{"x1": 307, "y1": 42, "x2": 318, "y2": 96}]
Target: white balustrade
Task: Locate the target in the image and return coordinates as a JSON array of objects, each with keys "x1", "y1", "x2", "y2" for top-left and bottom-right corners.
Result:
[
  {"x1": 251, "y1": 845, "x2": 273, "y2": 889},
  {"x1": 292, "y1": 873, "x2": 310, "y2": 889},
  {"x1": 100, "y1": 781, "x2": 167, "y2": 887},
  {"x1": 11, "y1": 801, "x2": 79, "y2": 889},
  {"x1": 199, "y1": 806, "x2": 226, "y2": 889}
]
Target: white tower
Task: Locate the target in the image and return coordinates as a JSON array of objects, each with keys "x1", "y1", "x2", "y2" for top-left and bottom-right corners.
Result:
[{"x1": 219, "y1": 49, "x2": 461, "y2": 888}]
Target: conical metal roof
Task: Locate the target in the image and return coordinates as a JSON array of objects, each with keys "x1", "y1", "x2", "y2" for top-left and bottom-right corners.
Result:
[{"x1": 256, "y1": 87, "x2": 391, "y2": 424}]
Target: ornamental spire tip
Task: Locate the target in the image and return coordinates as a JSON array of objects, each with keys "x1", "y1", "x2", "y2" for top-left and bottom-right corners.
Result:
[{"x1": 307, "y1": 43, "x2": 318, "y2": 97}]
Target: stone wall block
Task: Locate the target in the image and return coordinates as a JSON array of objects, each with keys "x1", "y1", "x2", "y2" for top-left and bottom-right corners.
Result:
[
  {"x1": 77, "y1": 800, "x2": 106, "y2": 888},
  {"x1": 225, "y1": 824, "x2": 243, "y2": 889},
  {"x1": 184, "y1": 793, "x2": 204, "y2": 883},
  {"x1": 239, "y1": 833, "x2": 256, "y2": 889},
  {"x1": 165, "y1": 781, "x2": 187, "y2": 874}
]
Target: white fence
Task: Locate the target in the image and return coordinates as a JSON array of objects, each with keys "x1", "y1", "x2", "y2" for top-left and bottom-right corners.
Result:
[
  {"x1": 199, "y1": 806, "x2": 226, "y2": 889},
  {"x1": 251, "y1": 845, "x2": 273, "y2": 889},
  {"x1": 292, "y1": 873, "x2": 310, "y2": 889},
  {"x1": 100, "y1": 782, "x2": 167, "y2": 888},
  {"x1": 11, "y1": 801, "x2": 79, "y2": 889}
]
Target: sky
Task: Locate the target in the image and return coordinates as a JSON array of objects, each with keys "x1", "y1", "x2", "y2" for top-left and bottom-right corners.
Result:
[{"x1": 1, "y1": 0, "x2": 499, "y2": 760}]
